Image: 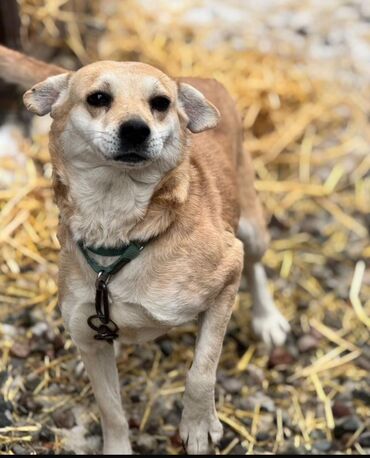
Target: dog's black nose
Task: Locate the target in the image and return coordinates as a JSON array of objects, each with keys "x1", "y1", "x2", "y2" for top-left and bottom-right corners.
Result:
[{"x1": 119, "y1": 119, "x2": 150, "y2": 147}]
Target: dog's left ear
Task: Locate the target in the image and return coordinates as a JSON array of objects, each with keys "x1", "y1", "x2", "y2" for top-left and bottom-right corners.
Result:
[
  {"x1": 178, "y1": 83, "x2": 220, "y2": 133},
  {"x1": 23, "y1": 73, "x2": 71, "y2": 116}
]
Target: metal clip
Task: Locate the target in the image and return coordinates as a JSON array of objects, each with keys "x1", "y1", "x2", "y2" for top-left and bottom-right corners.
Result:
[{"x1": 87, "y1": 271, "x2": 119, "y2": 343}]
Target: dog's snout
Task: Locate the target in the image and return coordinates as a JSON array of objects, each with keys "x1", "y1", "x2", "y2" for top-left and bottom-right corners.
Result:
[{"x1": 119, "y1": 119, "x2": 151, "y2": 147}]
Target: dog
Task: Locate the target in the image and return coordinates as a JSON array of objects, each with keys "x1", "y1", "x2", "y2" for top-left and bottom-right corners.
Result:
[{"x1": 0, "y1": 45, "x2": 290, "y2": 455}]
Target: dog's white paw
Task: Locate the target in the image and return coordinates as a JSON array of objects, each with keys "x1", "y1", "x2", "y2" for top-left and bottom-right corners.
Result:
[
  {"x1": 180, "y1": 412, "x2": 223, "y2": 455},
  {"x1": 252, "y1": 309, "x2": 290, "y2": 347}
]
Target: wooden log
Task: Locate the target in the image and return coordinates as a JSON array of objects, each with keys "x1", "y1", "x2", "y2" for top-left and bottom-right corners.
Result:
[
  {"x1": 0, "y1": 0, "x2": 21, "y2": 49},
  {"x1": 0, "y1": 0, "x2": 22, "y2": 119}
]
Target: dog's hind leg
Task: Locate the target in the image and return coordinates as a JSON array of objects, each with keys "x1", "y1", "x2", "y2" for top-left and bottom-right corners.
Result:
[
  {"x1": 180, "y1": 274, "x2": 241, "y2": 454},
  {"x1": 237, "y1": 149, "x2": 290, "y2": 347}
]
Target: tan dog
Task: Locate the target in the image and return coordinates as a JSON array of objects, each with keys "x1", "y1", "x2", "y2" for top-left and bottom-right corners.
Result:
[{"x1": 0, "y1": 45, "x2": 290, "y2": 455}]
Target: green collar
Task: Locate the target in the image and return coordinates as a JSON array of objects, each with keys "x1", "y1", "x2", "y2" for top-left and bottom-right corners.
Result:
[{"x1": 77, "y1": 240, "x2": 145, "y2": 275}]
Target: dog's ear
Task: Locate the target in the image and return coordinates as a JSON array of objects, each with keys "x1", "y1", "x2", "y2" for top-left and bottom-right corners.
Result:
[
  {"x1": 23, "y1": 73, "x2": 71, "y2": 116},
  {"x1": 178, "y1": 83, "x2": 220, "y2": 133}
]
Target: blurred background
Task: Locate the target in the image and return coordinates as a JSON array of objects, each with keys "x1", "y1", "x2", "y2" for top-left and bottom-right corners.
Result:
[{"x1": 0, "y1": 0, "x2": 369, "y2": 455}]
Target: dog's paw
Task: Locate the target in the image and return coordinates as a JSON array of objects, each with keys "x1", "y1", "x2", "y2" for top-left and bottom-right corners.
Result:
[
  {"x1": 252, "y1": 309, "x2": 290, "y2": 347},
  {"x1": 180, "y1": 412, "x2": 223, "y2": 455}
]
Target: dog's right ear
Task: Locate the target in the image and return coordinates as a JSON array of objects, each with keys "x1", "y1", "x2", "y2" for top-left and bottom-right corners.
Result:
[{"x1": 23, "y1": 73, "x2": 71, "y2": 116}]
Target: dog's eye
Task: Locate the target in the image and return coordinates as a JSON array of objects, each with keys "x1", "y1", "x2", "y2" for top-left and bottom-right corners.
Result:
[
  {"x1": 86, "y1": 92, "x2": 112, "y2": 107},
  {"x1": 150, "y1": 96, "x2": 170, "y2": 112}
]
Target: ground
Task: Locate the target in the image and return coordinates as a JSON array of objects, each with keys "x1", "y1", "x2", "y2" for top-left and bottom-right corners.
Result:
[{"x1": 0, "y1": 0, "x2": 369, "y2": 455}]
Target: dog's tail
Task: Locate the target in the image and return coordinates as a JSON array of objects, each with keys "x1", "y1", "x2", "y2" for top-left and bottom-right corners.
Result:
[{"x1": 0, "y1": 45, "x2": 65, "y2": 88}]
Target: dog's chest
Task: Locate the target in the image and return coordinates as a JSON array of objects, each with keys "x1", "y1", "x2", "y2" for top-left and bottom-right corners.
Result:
[
  {"x1": 73, "y1": 250, "x2": 212, "y2": 343},
  {"x1": 67, "y1": 167, "x2": 158, "y2": 246},
  {"x1": 110, "y1": 261, "x2": 208, "y2": 330}
]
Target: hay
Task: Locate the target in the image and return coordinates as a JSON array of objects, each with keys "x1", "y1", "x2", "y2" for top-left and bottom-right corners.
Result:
[{"x1": 0, "y1": 0, "x2": 369, "y2": 454}]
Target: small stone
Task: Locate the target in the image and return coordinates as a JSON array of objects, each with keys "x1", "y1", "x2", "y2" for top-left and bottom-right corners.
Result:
[
  {"x1": 30, "y1": 340, "x2": 55, "y2": 359},
  {"x1": 356, "y1": 356, "x2": 370, "y2": 371},
  {"x1": 158, "y1": 339, "x2": 173, "y2": 356},
  {"x1": 314, "y1": 439, "x2": 332, "y2": 452},
  {"x1": 230, "y1": 444, "x2": 247, "y2": 455},
  {"x1": 334, "y1": 416, "x2": 362, "y2": 439},
  {"x1": 0, "y1": 324, "x2": 17, "y2": 337},
  {"x1": 130, "y1": 393, "x2": 142, "y2": 403},
  {"x1": 310, "y1": 328, "x2": 323, "y2": 340},
  {"x1": 246, "y1": 364, "x2": 265, "y2": 385},
  {"x1": 25, "y1": 374, "x2": 41, "y2": 391},
  {"x1": 38, "y1": 426, "x2": 56, "y2": 443},
  {"x1": 43, "y1": 384, "x2": 61, "y2": 396},
  {"x1": 323, "y1": 313, "x2": 342, "y2": 330},
  {"x1": 280, "y1": 445, "x2": 305, "y2": 455},
  {"x1": 332, "y1": 401, "x2": 352, "y2": 418},
  {"x1": 17, "y1": 310, "x2": 36, "y2": 328},
  {"x1": 87, "y1": 422, "x2": 102, "y2": 437},
  {"x1": 0, "y1": 395, "x2": 12, "y2": 413},
  {"x1": 12, "y1": 445, "x2": 28, "y2": 455},
  {"x1": 17, "y1": 393, "x2": 42, "y2": 414},
  {"x1": 297, "y1": 334, "x2": 318, "y2": 353},
  {"x1": 146, "y1": 417, "x2": 160, "y2": 435},
  {"x1": 10, "y1": 341, "x2": 31, "y2": 359},
  {"x1": 220, "y1": 377, "x2": 244, "y2": 394},
  {"x1": 219, "y1": 429, "x2": 236, "y2": 449},
  {"x1": 353, "y1": 389, "x2": 370, "y2": 406},
  {"x1": 268, "y1": 347, "x2": 296, "y2": 369},
  {"x1": 52, "y1": 334, "x2": 65, "y2": 352},
  {"x1": 241, "y1": 417, "x2": 252, "y2": 427},
  {"x1": 30, "y1": 322, "x2": 48, "y2": 337},
  {"x1": 0, "y1": 411, "x2": 12, "y2": 427},
  {"x1": 165, "y1": 409, "x2": 181, "y2": 425},
  {"x1": 359, "y1": 432, "x2": 370, "y2": 448},
  {"x1": 311, "y1": 429, "x2": 326, "y2": 440},
  {"x1": 135, "y1": 433, "x2": 158, "y2": 454},
  {"x1": 256, "y1": 431, "x2": 270, "y2": 441},
  {"x1": 52, "y1": 409, "x2": 76, "y2": 429},
  {"x1": 239, "y1": 392, "x2": 276, "y2": 413}
]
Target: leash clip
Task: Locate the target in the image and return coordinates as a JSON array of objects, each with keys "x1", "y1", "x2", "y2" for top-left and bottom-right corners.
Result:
[{"x1": 87, "y1": 270, "x2": 119, "y2": 344}]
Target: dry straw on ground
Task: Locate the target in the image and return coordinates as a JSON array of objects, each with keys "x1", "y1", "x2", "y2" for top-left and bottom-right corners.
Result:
[{"x1": 0, "y1": 0, "x2": 369, "y2": 454}]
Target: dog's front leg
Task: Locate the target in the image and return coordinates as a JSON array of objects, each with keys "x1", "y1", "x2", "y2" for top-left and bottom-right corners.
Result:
[
  {"x1": 78, "y1": 345, "x2": 132, "y2": 454},
  {"x1": 66, "y1": 303, "x2": 132, "y2": 455},
  {"x1": 180, "y1": 281, "x2": 238, "y2": 455}
]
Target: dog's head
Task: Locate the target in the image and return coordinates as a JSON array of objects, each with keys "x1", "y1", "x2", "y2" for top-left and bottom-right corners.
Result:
[{"x1": 23, "y1": 61, "x2": 219, "y2": 171}]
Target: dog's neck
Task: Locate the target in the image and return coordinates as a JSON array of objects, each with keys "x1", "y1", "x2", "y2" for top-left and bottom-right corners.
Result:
[{"x1": 53, "y1": 151, "x2": 190, "y2": 248}]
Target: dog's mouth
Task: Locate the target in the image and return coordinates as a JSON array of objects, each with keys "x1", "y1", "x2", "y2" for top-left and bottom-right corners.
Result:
[{"x1": 113, "y1": 153, "x2": 148, "y2": 164}]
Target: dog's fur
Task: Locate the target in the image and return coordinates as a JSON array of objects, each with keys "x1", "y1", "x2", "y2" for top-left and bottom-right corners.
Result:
[{"x1": 0, "y1": 46, "x2": 290, "y2": 455}]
